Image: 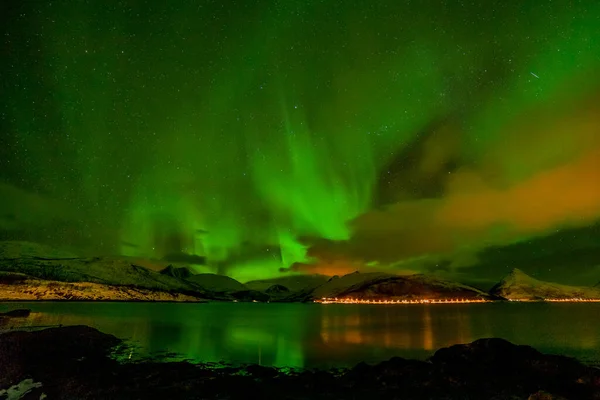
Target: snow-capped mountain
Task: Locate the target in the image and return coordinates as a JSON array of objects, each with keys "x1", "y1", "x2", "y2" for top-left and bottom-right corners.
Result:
[{"x1": 490, "y1": 268, "x2": 600, "y2": 300}]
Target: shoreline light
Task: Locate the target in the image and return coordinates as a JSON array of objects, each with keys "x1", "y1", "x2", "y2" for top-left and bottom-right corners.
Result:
[
  {"x1": 315, "y1": 297, "x2": 600, "y2": 304},
  {"x1": 314, "y1": 298, "x2": 489, "y2": 305},
  {"x1": 510, "y1": 298, "x2": 600, "y2": 303}
]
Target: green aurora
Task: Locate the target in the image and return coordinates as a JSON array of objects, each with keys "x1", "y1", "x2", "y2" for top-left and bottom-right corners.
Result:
[{"x1": 2, "y1": 1, "x2": 600, "y2": 282}]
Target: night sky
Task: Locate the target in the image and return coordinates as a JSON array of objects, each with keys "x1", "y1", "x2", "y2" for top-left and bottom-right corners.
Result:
[{"x1": 1, "y1": 1, "x2": 600, "y2": 285}]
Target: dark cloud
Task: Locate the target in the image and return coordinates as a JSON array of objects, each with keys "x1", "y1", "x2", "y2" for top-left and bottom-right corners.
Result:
[
  {"x1": 374, "y1": 118, "x2": 463, "y2": 206},
  {"x1": 301, "y1": 90, "x2": 600, "y2": 280}
]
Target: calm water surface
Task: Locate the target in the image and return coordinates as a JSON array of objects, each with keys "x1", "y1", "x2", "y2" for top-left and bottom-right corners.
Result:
[{"x1": 1, "y1": 302, "x2": 599, "y2": 368}]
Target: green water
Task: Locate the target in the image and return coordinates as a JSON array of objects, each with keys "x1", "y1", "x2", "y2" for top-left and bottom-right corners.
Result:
[{"x1": 1, "y1": 302, "x2": 599, "y2": 368}]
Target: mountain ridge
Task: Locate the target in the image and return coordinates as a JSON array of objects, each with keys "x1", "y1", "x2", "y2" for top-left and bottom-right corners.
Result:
[
  {"x1": 311, "y1": 271, "x2": 493, "y2": 301},
  {"x1": 2, "y1": 241, "x2": 599, "y2": 303},
  {"x1": 490, "y1": 268, "x2": 600, "y2": 300}
]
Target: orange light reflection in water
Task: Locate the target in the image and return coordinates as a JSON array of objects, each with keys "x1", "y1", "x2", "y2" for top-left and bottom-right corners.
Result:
[
  {"x1": 316, "y1": 298, "x2": 600, "y2": 353},
  {"x1": 422, "y1": 306, "x2": 433, "y2": 350},
  {"x1": 319, "y1": 305, "x2": 440, "y2": 352}
]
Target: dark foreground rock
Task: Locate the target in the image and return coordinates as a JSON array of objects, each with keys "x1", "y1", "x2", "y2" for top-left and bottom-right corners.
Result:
[{"x1": 1, "y1": 326, "x2": 599, "y2": 400}]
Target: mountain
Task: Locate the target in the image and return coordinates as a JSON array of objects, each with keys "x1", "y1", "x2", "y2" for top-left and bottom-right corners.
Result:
[
  {"x1": 0, "y1": 241, "x2": 246, "y2": 301},
  {"x1": 160, "y1": 265, "x2": 193, "y2": 280},
  {"x1": 0, "y1": 254, "x2": 193, "y2": 292},
  {"x1": 243, "y1": 274, "x2": 332, "y2": 302},
  {"x1": 310, "y1": 271, "x2": 492, "y2": 301},
  {"x1": 186, "y1": 273, "x2": 247, "y2": 292},
  {"x1": 265, "y1": 284, "x2": 289, "y2": 295},
  {"x1": 490, "y1": 268, "x2": 600, "y2": 300},
  {"x1": 245, "y1": 274, "x2": 329, "y2": 292},
  {"x1": 0, "y1": 271, "x2": 205, "y2": 301}
]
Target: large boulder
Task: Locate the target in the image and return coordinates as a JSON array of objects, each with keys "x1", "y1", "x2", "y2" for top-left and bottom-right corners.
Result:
[
  {"x1": 0, "y1": 326, "x2": 121, "y2": 388},
  {"x1": 430, "y1": 338, "x2": 600, "y2": 399}
]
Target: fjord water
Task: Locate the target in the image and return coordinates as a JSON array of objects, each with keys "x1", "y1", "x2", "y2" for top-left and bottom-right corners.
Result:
[{"x1": 1, "y1": 302, "x2": 599, "y2": 368}]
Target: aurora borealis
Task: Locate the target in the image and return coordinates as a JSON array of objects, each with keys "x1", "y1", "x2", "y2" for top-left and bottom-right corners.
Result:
[{"x1": 1, "y1": 1, "x2": 600, "y2": 284}]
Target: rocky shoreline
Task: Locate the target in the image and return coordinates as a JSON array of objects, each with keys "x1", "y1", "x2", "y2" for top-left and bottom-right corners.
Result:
[{"x1": 1, "y1": 322, "x2": 598, "y2": 399}]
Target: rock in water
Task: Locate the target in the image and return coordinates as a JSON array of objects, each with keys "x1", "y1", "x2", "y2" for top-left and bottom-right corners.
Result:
[
  {"x1": 0, "y1": 325, "x2": 121, "y2": 388},
  {"x1": 0, "y1": 309, "x2": 31, "y2": 318},
  {"x1": 430, "y1": 338, "x2": 598, "y2": 399}
]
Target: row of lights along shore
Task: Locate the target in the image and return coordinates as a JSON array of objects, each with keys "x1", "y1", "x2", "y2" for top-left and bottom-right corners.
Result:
[{"x1": 314, "y1": 298, "x2": 600, "y2": 304}]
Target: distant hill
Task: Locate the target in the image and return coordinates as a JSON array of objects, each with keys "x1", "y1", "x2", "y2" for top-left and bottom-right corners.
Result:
[
  {"x1": 265, "y1": 284, "x2": 289, "y2": 295},
  {"x1": 0, "y1": 255, "x2": 191, "y2": 292},
  {"x1": 0, "y1": 241, "x2": 243, "y2": 301},
  {"x1": 0, "y1": 271, "x2": 205, "y2": 302},
  {"x1": 160, "y1": 265, "x2": 193, "y2": 280},
  {"x1": 245, "y1": 274, "x2": 329, "y2": 292},
  {"x1": 310, "y1": 271, "x2": 492, "y2": 301},
  {"x1": 186, "y1": 273, "x2": 247, "y2": 292},
  {"x1": 490, "y1": 268, "x2": 600, "y2": 300}
]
